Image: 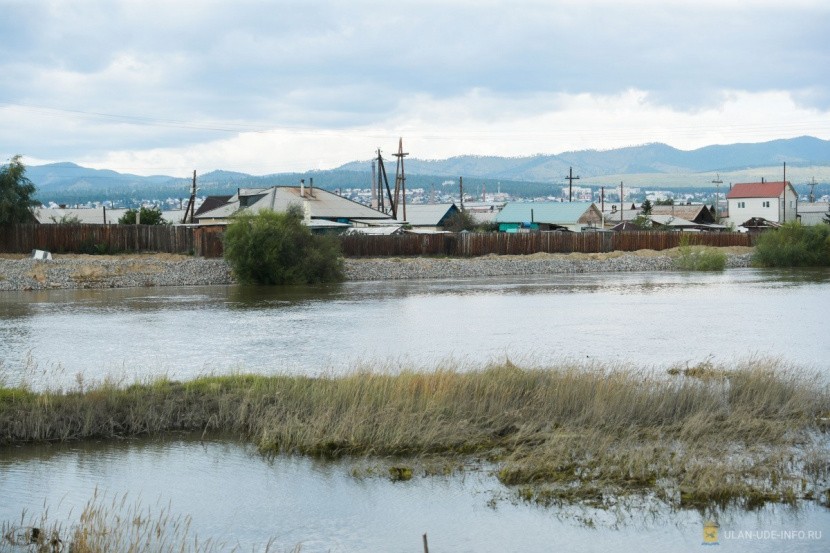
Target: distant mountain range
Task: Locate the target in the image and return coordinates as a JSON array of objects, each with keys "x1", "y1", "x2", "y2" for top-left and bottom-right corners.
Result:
[
  {"x1": 339, "y1": 136, "x2": 830, "y2": 180},
  {"x1": 24, "y1": 136, "x2": 830, "y2": 205}
]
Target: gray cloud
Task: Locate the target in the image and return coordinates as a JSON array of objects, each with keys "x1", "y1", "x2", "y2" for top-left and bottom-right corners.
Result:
[{"x1": 1, "y1": 1, "x2": 828, "y2": 164}]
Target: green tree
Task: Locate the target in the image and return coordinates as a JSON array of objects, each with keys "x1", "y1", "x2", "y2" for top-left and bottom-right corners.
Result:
[
  {"x1": 631, "y1": 214, "x2": 653, "y2": 229},
  {"x1": 0, "y1": 155, "x2": 38, "y2": 224},
  {"x1": 641, "y1": 199, "x2": 653, "y2": 215},
  {"x1": 118, "y1": 206, "x2": 168, "y2": 225},
  {"x1": 655, "y1": 198, "x2": 674, "y2": 206},
  {"x1": 824, "y1": 204, "x2": 830, "y2": 225},
  {"x1": 223, "y1": 206, "x2": 344, "y2": 285}
]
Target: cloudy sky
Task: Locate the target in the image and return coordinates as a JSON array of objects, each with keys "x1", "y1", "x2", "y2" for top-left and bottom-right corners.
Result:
[{"x1": 1, "y1": 0, "x2": 829, "y2": 176}]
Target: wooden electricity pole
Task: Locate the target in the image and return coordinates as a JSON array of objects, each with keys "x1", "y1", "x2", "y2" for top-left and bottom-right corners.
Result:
[
  {"x1": 392, "y1": 138, "x2": 408, "y2": 221},
  {"x1": 711, "y1": 173, "x2": 723, "y2": 222},
  {"x1": 565, "y1": 167, "x2": 580, "y2": 202},
  {"x1": 181, "y1": 170, "x2": 197, "y2": 224}
]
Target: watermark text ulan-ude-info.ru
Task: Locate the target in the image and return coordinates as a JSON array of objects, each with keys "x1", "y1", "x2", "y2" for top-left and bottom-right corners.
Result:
[{"x1": 722, "y1": 529, "x2": 823, "y2": 541}]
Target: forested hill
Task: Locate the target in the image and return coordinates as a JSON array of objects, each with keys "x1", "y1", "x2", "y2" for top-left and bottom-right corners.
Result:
[{"x1": 23, "y1": 136, "x2": 830, "y2": 205}]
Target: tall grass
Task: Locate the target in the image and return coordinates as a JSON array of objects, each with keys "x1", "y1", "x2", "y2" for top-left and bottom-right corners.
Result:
[
  {"x1": 674, "y1": 234, "x2": 728, "y2": 271},
  {"x1": 753, "y1": 222, "x2": 830, "y2": 267},
  {"x1": 1, "y1": 360, "x2": 828, "y2": 510},
  {"x1": 0, "y1": 492, "x2": 293, "y2": 552}
]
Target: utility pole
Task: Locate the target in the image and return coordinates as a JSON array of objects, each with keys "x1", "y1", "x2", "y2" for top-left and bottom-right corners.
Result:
[
  {"x1": 711, "y1": 173, "x2": 723, "y2": 222},
  {"x1": 459, "y1": 176, "x2": 464, "y2": 212},
  {"x1": 619, "y1": 181, "x2": 624, "y2": 222},
  {"x1": 181, "y1": 170, "x2": 197, "y2": 224},
  {"x1": 392, "y1": 138, "x2": 408, "y2": 222},
  {"x1": 809, "y1": 177, "x2": 817, "y2": 203},
  {"x1": 783, "y1": 162, "x2": 786, "y2": 222},
  {"x1": 600, "y1": 186, "x2": 605, "y2": 229},
  {"x1": 565, "y1": 167, "x2": 580, "y2": 202},
  {"x1": 370, "y1": 160, "x2": 377, "y2": 209}
]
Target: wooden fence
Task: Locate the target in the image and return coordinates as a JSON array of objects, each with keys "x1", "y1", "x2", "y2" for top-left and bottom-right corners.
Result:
[
  {"x1": 0, "y1": 224, "x2": 195, "y2": 255},
  {"x1": 1, "y1": 224, "x2": 754, "y2": 259},
  {"x1": 339, "y1": 231, "x2": 754, "y2": 257}
]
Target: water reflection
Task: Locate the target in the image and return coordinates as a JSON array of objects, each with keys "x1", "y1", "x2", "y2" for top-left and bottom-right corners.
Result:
[
  {"x1": 0, "y1": 437, "x2": 827, "y2": 552},
  {"x1": 0, "y1": 269, "x2": 828, "y2": 392}
]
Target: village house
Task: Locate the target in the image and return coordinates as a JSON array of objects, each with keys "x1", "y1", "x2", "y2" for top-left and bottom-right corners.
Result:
[
  {"x1": 194, "y1": 185, "x2": 397, "y2": 232},
  {"x1": 495, "y1": 202, "x2": 603, "y2": 232},
  {"x1": 394, "y1": 203, "x2": 460, "y2": 233},
  {"x1": 649, "y1": 204, "x2": 717, "y2": 225},
  {"x1": 797, "y1": 202, "x2": 830, "y2": 226},
  {"x1": 725, "y1": 181, "x2": 798, "y2": 228},
  {"x1": 34, "y1": 206, "x2": 128, "y2": 224}
]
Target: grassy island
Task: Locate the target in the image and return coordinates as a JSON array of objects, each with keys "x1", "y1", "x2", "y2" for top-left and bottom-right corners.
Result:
[{"x1": 2, "y1": 359, "x2": 828, "y2": 515}]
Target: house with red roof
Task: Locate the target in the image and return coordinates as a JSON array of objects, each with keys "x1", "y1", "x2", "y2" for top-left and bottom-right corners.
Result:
[{"x1": 725, "y1": 181, "x2": 798, "y2": 227}]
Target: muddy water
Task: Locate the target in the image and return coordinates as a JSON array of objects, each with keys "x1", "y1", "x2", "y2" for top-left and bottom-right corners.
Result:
[
  {"x1": 1, "y1": 268, "x2": 829, "y2": 551},
  {"x1": 1, "y1": 268, "x2": 828, "y2": 391},
  {"x1": 0, "y1": 437, "x2": 827, "y2": 552}
]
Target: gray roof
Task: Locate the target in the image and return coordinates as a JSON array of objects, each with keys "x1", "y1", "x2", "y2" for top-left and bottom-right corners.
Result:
[
  {"x1": 649, "y1": 215, "x2": 698, "y2": 227},
  {"x1": 35, "y1": 207, "x2": 128, "y2": 224},
  {"x1": 196, "y1": 186, "x2": 395, "y2": 223},
  {"x1": 496, "y1": 202, "x2": 597, "y2": 225},
  {"x1": 395, "y1": 204, "x2": 458, "y2": 226}
]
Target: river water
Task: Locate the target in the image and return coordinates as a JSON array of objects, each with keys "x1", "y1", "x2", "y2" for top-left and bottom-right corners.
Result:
[
  {"x1": 1, "y1": 268, "x2": 829, "y2": 390},
  {"x1": 1, "y1": 268, "x2": 829, "y2": 551},
  {"x1": 0, "y1": 436, "x2": 828, "y2": 553}
]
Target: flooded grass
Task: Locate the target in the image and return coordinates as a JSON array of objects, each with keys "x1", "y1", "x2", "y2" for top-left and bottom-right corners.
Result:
[
  {"x1": 1, "y1": 359, "x2": 829, "y2": 512},
  {"x1": 0, "y1": 491, "x2": 292, "y2": 553}
]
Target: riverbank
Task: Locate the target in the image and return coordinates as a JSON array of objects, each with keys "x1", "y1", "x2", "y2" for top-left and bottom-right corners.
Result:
[{"x1": 0, "y1": 248, "x2": 754, "y2": 290}]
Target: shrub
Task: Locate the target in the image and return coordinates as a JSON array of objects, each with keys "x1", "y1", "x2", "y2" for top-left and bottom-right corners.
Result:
[
  {"x1": 442, "y1": 210, "x2": 478, "y2": 232},
  {"x1": 118, "y1": 206, "x2": 168, "y2": 225},
  {"x1": 223, "y1": 206, "x2": 344, "y2": 285},
  {"x1": 752, "y1": 222, "x2": 830, "y2": 267},
  {"x1": 675, "y1": 234, "x2": 727, "y2": 271}
]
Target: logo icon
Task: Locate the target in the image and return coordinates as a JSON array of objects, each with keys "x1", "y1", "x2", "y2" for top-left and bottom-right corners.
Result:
[{"x1": 703, "y1": 520, "x2": 720, "y2": 546}]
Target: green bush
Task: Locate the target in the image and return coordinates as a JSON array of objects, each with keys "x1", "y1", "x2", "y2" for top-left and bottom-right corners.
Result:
[
  {"x1": 223, "y1": 206, "x2": 344, "y2": 285},
  {"x1": 118, "y1": 206, "x2": 168, "y2": 225},
  {"x1": 675, "y1": 234, "x2": 727, "y2": 271},
  {"x1": 752, "y1": 222, "x2": 830, "y2": 267}
]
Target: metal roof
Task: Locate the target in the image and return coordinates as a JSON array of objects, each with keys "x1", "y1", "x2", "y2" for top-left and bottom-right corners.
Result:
[
  {"x1": 650, "y1": 205, "x2": 714, "y2": 223},
  {"x1": 196, "y1": 186, "x2": 394, "y2": 223},
  {"x1": 35, "y1": 207, "x2": 128, "y2": 224},
  {"x1": 346, "y1": 226, "x2": 402, "y2": 235},
  {"x1": 395, "y1": 204, "x2": 458, "y2": 226},
  {"x1": 601, "y1": 208, "x2": 639, "y2": 223},
  {"x1": 495, "y1": 202, "x2": 596, "y2": 224},
  {"x1": 726, "y1": 182, "x2": 790, "y2": 199},
  {"x1": 194, "y1": 195, "x2": 232, "y2": 217},
  {"x1": 649, "y1": 215, "x2": 698, "y2": 227}
]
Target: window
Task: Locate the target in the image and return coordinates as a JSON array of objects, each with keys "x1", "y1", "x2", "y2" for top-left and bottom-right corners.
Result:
[
  {"x1": 737, "y1": 201, "x2": 745, "y2": 209},
  {"x1": 762, "y1": 201, "x2": 770, "y2": 208}
]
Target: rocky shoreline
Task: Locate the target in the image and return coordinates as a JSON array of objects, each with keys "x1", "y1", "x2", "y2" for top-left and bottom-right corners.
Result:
[{"x1": 0, "y1": 251, "x2": 754, "y2": 291}]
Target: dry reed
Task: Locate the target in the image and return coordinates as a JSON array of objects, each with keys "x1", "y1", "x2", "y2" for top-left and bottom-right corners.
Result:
[
  {"x1": 1, "y1": 359, "x2": 828, "y2": 511},
  {"x1": 0, "y1": 491, "x2": 293, "y2": 553}
]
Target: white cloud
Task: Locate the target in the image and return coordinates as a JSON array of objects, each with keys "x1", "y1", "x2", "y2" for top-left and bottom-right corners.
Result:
[
  {"x1": 72, "y1": 88, "x2": 830, "y2": 176},
  {"x1": 2, "y1": 1, "x2": 829, "y2": 173}
]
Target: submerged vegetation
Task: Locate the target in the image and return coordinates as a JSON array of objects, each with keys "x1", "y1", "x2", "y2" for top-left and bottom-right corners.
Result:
[
  {"x1": 753, "y1": 222, "x2": 830, "y2": 267},
  {"x1": 1, "y1": 359, "x2": 828, "y2": 514},
  {"x1": 0, "y1": 492, "x2": 294, "y2": 553}
]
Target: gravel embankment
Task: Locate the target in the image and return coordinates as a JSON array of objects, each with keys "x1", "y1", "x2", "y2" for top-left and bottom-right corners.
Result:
[{"x1": 0, "y1": 250, "x2": 754, "y2": 291}]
